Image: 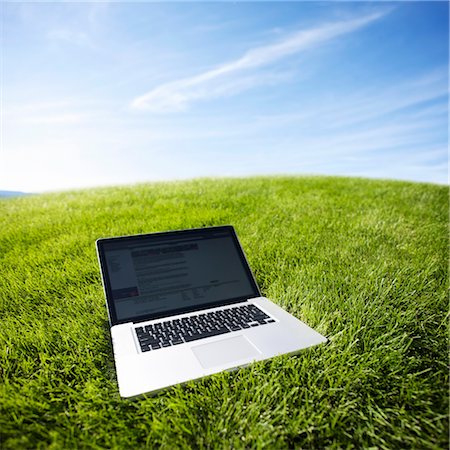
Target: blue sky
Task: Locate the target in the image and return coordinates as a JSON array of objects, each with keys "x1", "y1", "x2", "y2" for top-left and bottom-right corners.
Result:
[{"x1": 2, "y1": 1, "x2": 448, "y2": 192}]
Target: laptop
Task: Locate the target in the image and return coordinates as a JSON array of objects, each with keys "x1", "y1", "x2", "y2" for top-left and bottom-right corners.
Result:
[{"x1": 96, "y1": 225, "x2": 327, "y2": 397}]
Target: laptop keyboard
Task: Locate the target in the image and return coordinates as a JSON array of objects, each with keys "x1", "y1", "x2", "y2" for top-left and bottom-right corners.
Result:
[{"x1": 135, "y1": 303, "x2": 275, "y2": 353}]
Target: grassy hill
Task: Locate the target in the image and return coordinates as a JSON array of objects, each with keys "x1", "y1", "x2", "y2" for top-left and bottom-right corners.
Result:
[{"x1": 0, "y1": 176, "x2": 448, "y2": 449}]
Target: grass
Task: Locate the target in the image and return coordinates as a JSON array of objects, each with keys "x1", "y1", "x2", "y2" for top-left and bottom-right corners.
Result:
[{"x1": 0, "y1": 176, "x2": 448, "y2": 449}]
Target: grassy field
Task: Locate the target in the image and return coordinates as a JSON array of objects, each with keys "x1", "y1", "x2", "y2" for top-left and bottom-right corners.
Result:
[{"x1": 0, "y1": 176, "x2": 448, "y2": 449}]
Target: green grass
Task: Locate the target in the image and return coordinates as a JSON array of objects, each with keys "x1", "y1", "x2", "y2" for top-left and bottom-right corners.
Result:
[{"x1": 0, "y1": 176, "x2": 448, "y2": 449}]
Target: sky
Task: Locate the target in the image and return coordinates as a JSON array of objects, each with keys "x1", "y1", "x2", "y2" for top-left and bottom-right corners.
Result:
[{"x1": 1, "y1": 1, "x2": 449, "y2": 193}]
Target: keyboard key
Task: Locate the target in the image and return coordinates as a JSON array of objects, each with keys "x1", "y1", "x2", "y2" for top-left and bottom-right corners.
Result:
[
  {"x1": 135, "y1": 304, "x2": 274, "y2": 350},
  {"x1": 184, "y1": 327, "x2": 229, "y2": 342}
]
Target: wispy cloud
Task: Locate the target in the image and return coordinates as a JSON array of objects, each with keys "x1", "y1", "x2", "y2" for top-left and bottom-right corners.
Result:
[
  {"x1": 251, "y1": 69, "x2": 448, "y2": 131},
  {"x1": 4, "y1": 99, "x2": 102, "y2": 126},
  {"x1": 47, "y1": 29, "x2": 89, "y2": 45},
  {"x1": 126, "y1": 67, "x2": 447, "y2": 183},
  {"x1": 131, "y1": 11, "x2": 388, "y2": 113}
]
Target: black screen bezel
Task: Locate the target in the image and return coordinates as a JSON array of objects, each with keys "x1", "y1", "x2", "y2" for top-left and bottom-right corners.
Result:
[{"x1": 96, "y1": 225, "x2": 261, "y2": 326}]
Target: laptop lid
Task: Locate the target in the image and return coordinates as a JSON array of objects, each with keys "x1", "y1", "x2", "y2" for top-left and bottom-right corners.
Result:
[{"x1": 96, "y1": 226, "x2": 261, "y2": 326}]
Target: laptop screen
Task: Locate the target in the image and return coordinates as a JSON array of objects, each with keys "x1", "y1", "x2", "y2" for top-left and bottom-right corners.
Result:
[{"x1": 97, "y1": 226, "x2": 260, "y2": 325}]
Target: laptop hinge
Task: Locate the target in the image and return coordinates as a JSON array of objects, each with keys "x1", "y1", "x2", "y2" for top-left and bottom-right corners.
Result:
[
  {"x1": 130, "y1": 299, "x2": 251, "y2": 325},
  {"x1": 112, "y1": 322, "x2": 133, "y2": 329}
]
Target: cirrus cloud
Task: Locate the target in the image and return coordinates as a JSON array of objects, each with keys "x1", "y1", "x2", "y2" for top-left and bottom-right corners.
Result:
[{"x1": 130, "y1": 11, "x2": 388, "y2": 113}]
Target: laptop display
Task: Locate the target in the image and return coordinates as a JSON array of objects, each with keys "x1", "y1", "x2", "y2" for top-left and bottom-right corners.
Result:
[{"x1": 97, "y1": 226, "x2": 260, "y2": 324}]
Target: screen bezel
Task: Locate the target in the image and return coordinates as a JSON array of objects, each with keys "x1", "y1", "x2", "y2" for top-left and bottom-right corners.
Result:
[{"x1": 96, "y1": 225, "x2": 261, "y2": 326}]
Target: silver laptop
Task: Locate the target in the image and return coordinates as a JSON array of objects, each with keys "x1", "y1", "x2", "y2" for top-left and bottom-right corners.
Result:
[{"x1": 96, "y1": 225, "x2": 326, "y2": 397}]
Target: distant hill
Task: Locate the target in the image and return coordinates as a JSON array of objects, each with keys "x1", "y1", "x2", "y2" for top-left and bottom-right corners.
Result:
[{"x1": 0, "y1": 190, "x2": 28, "y2": 198}]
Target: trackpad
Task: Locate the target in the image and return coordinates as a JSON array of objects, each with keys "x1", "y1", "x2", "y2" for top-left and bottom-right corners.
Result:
[{"x1": 192, "y1": 335, "x2": 260, "y2": 369}]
